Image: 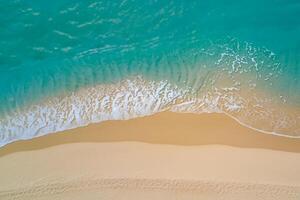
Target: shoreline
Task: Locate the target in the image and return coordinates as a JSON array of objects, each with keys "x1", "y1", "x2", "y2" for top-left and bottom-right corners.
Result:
[
  {"x1": 1, "y1": 112, "x2": 300, "y2": 156},
  {"x1": 1, "y1": 76, "x2": 299, "y2": 149}
]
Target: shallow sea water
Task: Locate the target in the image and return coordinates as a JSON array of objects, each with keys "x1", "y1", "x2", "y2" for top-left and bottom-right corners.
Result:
[{"x1": 0, "y1": 0, "x2": 299, "y2": 146}]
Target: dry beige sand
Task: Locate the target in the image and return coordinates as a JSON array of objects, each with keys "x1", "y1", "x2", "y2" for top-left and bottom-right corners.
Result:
[{"x1": 1, "y1": 112, "x2": 300, "y2": 200}]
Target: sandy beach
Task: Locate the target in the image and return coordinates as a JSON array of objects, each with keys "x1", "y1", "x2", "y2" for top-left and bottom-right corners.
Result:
[
  {"x1": 2, "y1": 1, "x2": 300, "y2": 199},
  {"x1": 1, "y1": 112, "x2": 300, "y2": 199}
]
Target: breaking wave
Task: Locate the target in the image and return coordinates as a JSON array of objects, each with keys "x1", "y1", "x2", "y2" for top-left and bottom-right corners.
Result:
[{"x1": 1, "y1": 75, "x2": 299, "y2": 147}]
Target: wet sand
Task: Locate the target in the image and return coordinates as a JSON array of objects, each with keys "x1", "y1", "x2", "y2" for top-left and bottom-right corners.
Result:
[{"x1": 1, "y1": 112, "x2": 300, "y2": 199}]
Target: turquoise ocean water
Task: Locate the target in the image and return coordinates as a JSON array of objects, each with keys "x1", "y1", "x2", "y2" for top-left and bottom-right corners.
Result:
[{"x1": 0, "y1": 0, "x2": 300, "y2": 146}]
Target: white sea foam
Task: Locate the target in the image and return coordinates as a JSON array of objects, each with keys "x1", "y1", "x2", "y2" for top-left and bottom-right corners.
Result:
[
  {"x1": 0, "y1": 76, "x2": 299, "y2": 147},
  {"x1": 0, "y1": 77, "x2": 186, "y2": 147}
]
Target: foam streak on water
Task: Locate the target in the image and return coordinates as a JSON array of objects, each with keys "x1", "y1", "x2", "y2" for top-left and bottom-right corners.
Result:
[{"x1": 1, "y1": 0, "x2": 300, "y2": 146}]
